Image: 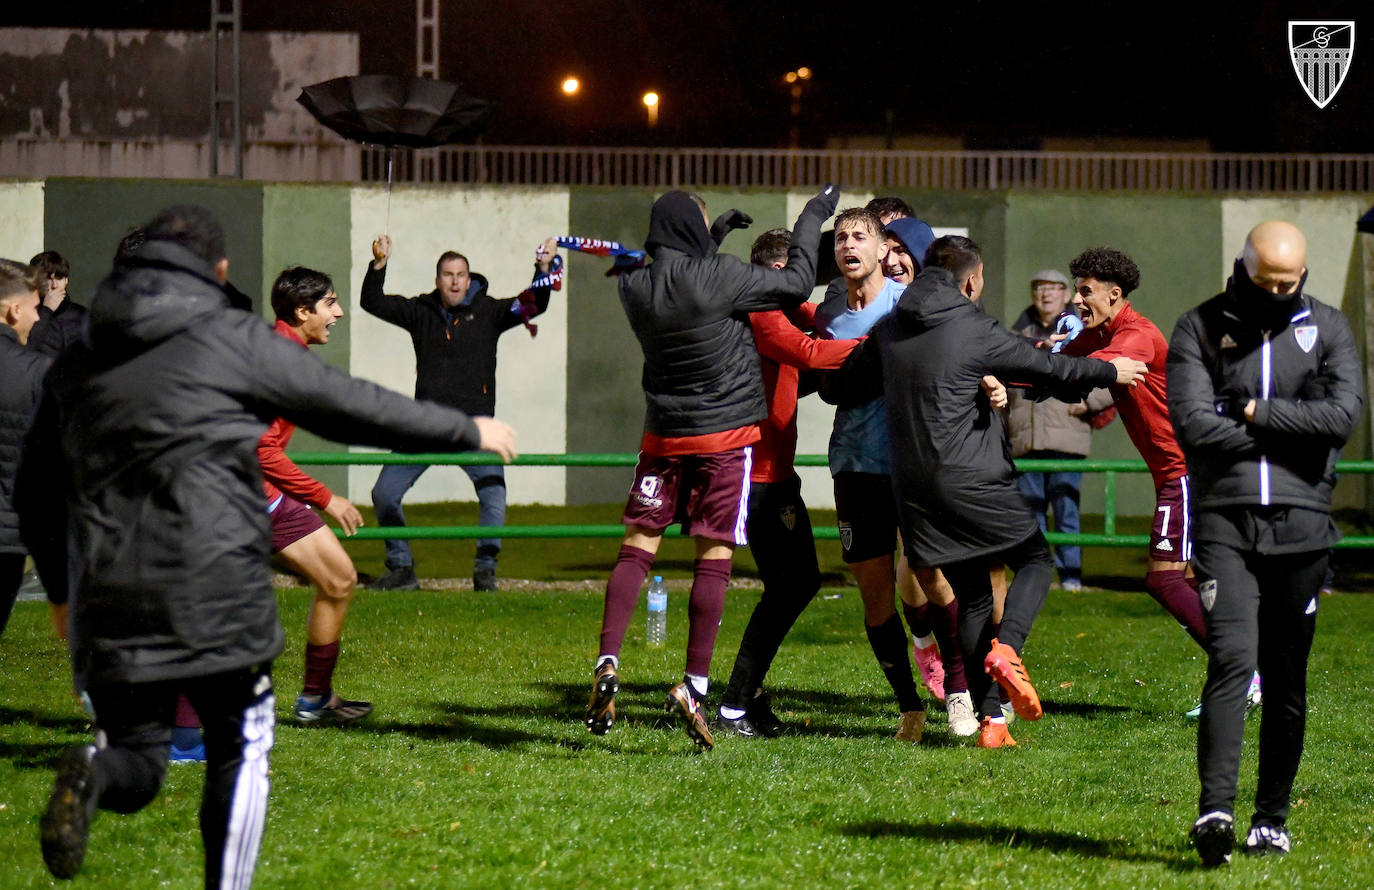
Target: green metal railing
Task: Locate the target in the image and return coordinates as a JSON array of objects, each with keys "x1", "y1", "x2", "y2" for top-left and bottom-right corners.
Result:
[{"x1": 289, "y1": 452, "x2": 1374, "y2": 549}]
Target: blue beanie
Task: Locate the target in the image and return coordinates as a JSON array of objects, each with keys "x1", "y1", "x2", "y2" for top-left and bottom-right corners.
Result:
[{"x1": 884, "y1": 217, "x2": 937, "y2": 270}]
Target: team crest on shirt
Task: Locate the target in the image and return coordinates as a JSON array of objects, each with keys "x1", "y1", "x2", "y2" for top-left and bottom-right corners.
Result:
[
  {"x1": 838, "y1": 521, "x2": 853, "y2": 551},
  {"x1": 1198, "y1": 579, "x2": 1218, "y2": 612},
  {"x1": 779, "y1": 505, "x2": 796, "y2": 531},
  {"x1": 1294, "y1": 325, "x2": 1318, "y2": 353}
]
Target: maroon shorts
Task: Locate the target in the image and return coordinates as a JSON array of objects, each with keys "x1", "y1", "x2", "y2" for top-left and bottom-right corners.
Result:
[
  {"x1": 269, "y1": 494, "x2": 326, "y2": 553},
  {"x1": 1151, "y1": 476, "x2": 1192, "y2": 562},
  {"x1": 621, "y1": 447, "x2": 752, "y2": 544}
]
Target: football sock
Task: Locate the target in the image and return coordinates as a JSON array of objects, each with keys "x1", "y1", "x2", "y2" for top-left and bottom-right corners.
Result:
[
  {"x1": 685, "y1": 558, "x2": 732, "y2": 677},
  {"x1": 913, "y1": 632, "x2": 937, "y2": 649},
  {"x1": 902, "y1": 601, "x2": 933, "y2": 639},
  {"x1": 1145, "y1": 570, "x2": 1208, "y2": 647},
  {"x1": 865, "y1": 613, "x2": 923, "y2": 713},
  {"x1": 720, "y1": 705, "x2": 746, "y2": 720},
  {"x1": 598, "y1": 545, "x2": 655, "y2": 659},
  {"x1": 174, "y1": 693, "x2": 201, "y2": 729},
  {"x1": 686, "y1": 673, "x2": 709, "y2": 698},
  {"x1": 931, "y1": 599, "x2": 967, "y2": 693},
  {"x1": 302, "y1": 641, "x2": 340, "y2": 697},
  {"x1": 596, "y1": 654, "x2": 619, "y2": 670}
]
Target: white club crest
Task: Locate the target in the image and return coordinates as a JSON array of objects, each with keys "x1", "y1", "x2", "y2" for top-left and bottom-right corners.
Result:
[
  {"x1": 639, "y1": 475, "x2": 662, "y2": 498},
  {"x1": 838, "y1": 522, "x2": 853, "y2": 552},
  {"x1": 1289, "y1": 22, "x2": 1355, "y2": 109},
  {"x1": 1199, "y1": 579, "x2": 1218, "y2": 612},
  {"x1": 1294, "y1": 325, "x2": 1318, "y2": 353}
]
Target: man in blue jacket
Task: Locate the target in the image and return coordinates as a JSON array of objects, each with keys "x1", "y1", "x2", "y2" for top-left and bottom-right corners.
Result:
[{"x1": 1168, "y1": 221, "x2": 1362, "y2": 866}]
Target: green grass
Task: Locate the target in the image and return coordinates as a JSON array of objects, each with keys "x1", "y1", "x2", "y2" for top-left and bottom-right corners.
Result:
[{"x1": 3, "y1": 576, "x2": 1374, "y2": 888}]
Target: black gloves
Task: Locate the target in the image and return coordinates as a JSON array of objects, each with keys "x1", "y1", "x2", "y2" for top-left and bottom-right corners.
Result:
[{"x1": 709, "y1": 209, "x2": 754, "y2": 245}]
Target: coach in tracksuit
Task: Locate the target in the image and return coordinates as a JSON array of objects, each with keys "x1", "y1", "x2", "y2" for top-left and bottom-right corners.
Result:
[
  {"x1": 19, "y1": 205, "x2": 515, "y2": 888},
  {"x1": 1168, "y1": 221, "x2": 1362, "y2": 865}
]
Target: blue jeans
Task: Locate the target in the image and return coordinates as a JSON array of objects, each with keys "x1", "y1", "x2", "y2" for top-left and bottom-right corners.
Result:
[
  {"x1": 371, "y1": 462, "x2": 505, "y2": 572},
  {"x1": 1016, "y1": 460, "x2": 1082, "y2": 582}
]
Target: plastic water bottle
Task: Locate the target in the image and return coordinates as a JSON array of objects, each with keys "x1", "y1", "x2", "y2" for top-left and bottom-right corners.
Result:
[{"x1": 646, "y1": 575, "x2": 668, "y2": 648}]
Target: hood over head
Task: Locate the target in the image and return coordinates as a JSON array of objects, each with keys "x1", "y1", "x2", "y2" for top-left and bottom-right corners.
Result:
[
  {"x1": 87, "y1": 238, "x2": 230, "y2": 356},
  {"x1": 644, "y1": 191, "x2": 716, "y2": 259},
  {"x1": 883, "y1": 217, "x2": 937, "y2": 271}
]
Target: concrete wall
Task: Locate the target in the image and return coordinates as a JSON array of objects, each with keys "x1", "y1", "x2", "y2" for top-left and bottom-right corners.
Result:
[{"x1": 0, "y1": 181, "x2": 45, "y2": 261}]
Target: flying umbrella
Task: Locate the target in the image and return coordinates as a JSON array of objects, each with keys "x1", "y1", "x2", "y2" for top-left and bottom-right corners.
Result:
[{"x1": 297, "y1": 74, "x2": 492, "y2": 231}]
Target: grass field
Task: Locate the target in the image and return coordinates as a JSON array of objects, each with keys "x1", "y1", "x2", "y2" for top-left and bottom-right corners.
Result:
[{"x1": 2, "y1": 506, "x2": 1373, "y2": 888}]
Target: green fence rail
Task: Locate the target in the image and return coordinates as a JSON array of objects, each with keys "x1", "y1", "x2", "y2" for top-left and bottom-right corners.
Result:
[{"x1": 289, "y1": 453, "x2": 1374, "y2": 549}]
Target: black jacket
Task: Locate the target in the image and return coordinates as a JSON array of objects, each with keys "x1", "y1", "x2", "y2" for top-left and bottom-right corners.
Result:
[
  {"x1": 0, "y1": 325, "x2": 51, "y2": 554},
  {"x1": 826, "y1": 267, "x2": 1119, "y2": 566},
  {"x1": 1167, "y1": 265, "x2": 1362, "y2": 513},
  {"x1": 28, "y1": 297, "x2": 88, "y2": 359},
  {"x1": 619, "y1": 187, "x2": 837, "y2": 438},
  {"x1": 361, "y1": 262, "x2": 550, "y2": 417},
  {"x1": 16, "y1": 240, "x2": 484, "y2": 687}
]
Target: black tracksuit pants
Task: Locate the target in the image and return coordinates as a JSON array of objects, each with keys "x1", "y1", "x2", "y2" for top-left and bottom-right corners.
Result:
[
  {"x1": 721, "y1": 475, "x2": 822, "y2": 709},
  {"x1": 0, "y1": 551, "x2": 25, "y2": 635},
  {"x1": 87, "y1": 664, "x2": 275, "y2": 890},
  {"x1": 940, "y1": 529, "x2": 1054, "y2": 719},
  {"x1": 1192, "y1": 536, "x2": 1325, "y2": 828}
]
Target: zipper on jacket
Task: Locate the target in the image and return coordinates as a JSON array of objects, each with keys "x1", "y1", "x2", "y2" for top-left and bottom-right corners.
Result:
[{"x1": 1259, "y1": 332, "x2": 1271, "y2": 506}]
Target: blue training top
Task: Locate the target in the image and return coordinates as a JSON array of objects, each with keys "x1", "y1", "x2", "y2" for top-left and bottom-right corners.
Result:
[{"x1": 815, "y1": 277, "x2": 906, "y2": 476}]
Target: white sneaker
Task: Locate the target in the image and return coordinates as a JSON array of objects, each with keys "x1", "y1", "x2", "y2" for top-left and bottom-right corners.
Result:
[
  {"x1": 946, "y1": 691, "x2": 979, "y2": 737},
  {"x1": 1246, "y1": 671, "x2": 1262, "y2": 712}
]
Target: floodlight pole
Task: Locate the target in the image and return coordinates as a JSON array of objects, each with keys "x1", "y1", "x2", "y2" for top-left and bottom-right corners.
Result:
[{"x1": 209, "y1": 0, "x2": 243, "y2": 178}]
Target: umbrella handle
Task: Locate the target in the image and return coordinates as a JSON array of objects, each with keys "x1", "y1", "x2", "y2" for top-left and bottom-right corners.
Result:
[{"x1": 385, "y1": 147, "x2": 394, "y2": 236}]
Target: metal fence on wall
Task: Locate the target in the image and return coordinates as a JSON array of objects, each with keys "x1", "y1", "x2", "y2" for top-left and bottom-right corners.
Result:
[
  {"x1": 361, "y1": 146, "x2": 1374, "y2": 193},
  {"x1": 5, "y1": 138, "x2": 1374, "y2": 192}
]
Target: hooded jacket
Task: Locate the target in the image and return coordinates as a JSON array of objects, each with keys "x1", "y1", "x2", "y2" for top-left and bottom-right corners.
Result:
[
  {"x1": 16, "y1": 239, "x2": 483, "y2": 687},
  {"x1": 0, "y1": 325, "x2": 51, "y2": 554},
  {"x1": 361, "y1": 261, "x2": 551, "y2": 417},
  {"x1": 825, "y1": 266, "x2": 1119, "y2": 566},
  {"x1": 618, "y1": 188, "x2": 837, "y2": 438},
  {"x1": 1167, "y1": 262, "x2": 1362, "y2": 513}
]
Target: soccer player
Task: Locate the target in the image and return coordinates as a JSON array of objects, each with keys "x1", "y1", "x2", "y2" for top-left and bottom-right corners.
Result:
[
  {"x1": 814, "y1": 207, "x2": 941, "y2": 742},
  {"x1": 260, "y1": 267, "x2": 373, "y2": 724},
  {"x1": 715, "y1": 228, "x2": 859, "y2": 737},
  {"x1": 19, "y1": 204, "x2": 516, "y2": 886},
  {"x1": 584, "y1": 186, "x2": 838, "y2": 750},
  {"x1": 823, "y1": 235, "x2": 1147, "y2": 747},
  {"x1": 1057, "y1": 247, "x2": 1259, "y2": 715}
]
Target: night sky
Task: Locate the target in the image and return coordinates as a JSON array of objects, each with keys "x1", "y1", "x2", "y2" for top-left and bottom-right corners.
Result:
[{"x1": 6, "y1": 0, "x2": 1373, "y2": 151}]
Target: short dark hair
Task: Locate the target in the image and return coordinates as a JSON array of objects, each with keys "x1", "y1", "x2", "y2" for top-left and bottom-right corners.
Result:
[
  {"x1": 29, "y1": 250, "x2": 69, "y2": 280},
  {"x1": 115, "y1": 227, "x2": 147, "y2": 264},
  {"x1": 270, "y1": 266, "x2": 335, "y2": 323},
  {"x1": 923, "y1": 235, "x2": 982, "y2": 281},
  {"x1": 833, "y1": 207, "x2": 883, "y2": 237},
  {"x1": 0, "y1": 258, "x2": 42, "y2": 302},
  {"x1": 435, "y1": 251, "x2": 470, "y2": 277},
  {"x1": 143, "y1": 204, "x2": 227, "y2": 265},
  {"x1": 1069, "y1": 247, "x2": 1140, "y2": 296},
  {"x1": 865, "y1": 196, "x2": 915, "y2": 220},
  {"x1": 750, "y1": 228, "x2": 790, "y2": 266}
]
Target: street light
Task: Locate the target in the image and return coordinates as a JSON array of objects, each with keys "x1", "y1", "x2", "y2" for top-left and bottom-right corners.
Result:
[
  {"x1": 643, "y1": 91, "x2": 659, "y2": 128},
  {"x1": 783, "y1": 66, "x2": 813, "y2": 148},
  {"x1": 561, "y1": 76, "x2": 580, "y2": 96}
]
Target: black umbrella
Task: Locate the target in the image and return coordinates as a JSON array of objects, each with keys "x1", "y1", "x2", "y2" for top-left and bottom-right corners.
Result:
[{"x1": 297, "y1": 75, "x2": 492, "y2": 230}]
